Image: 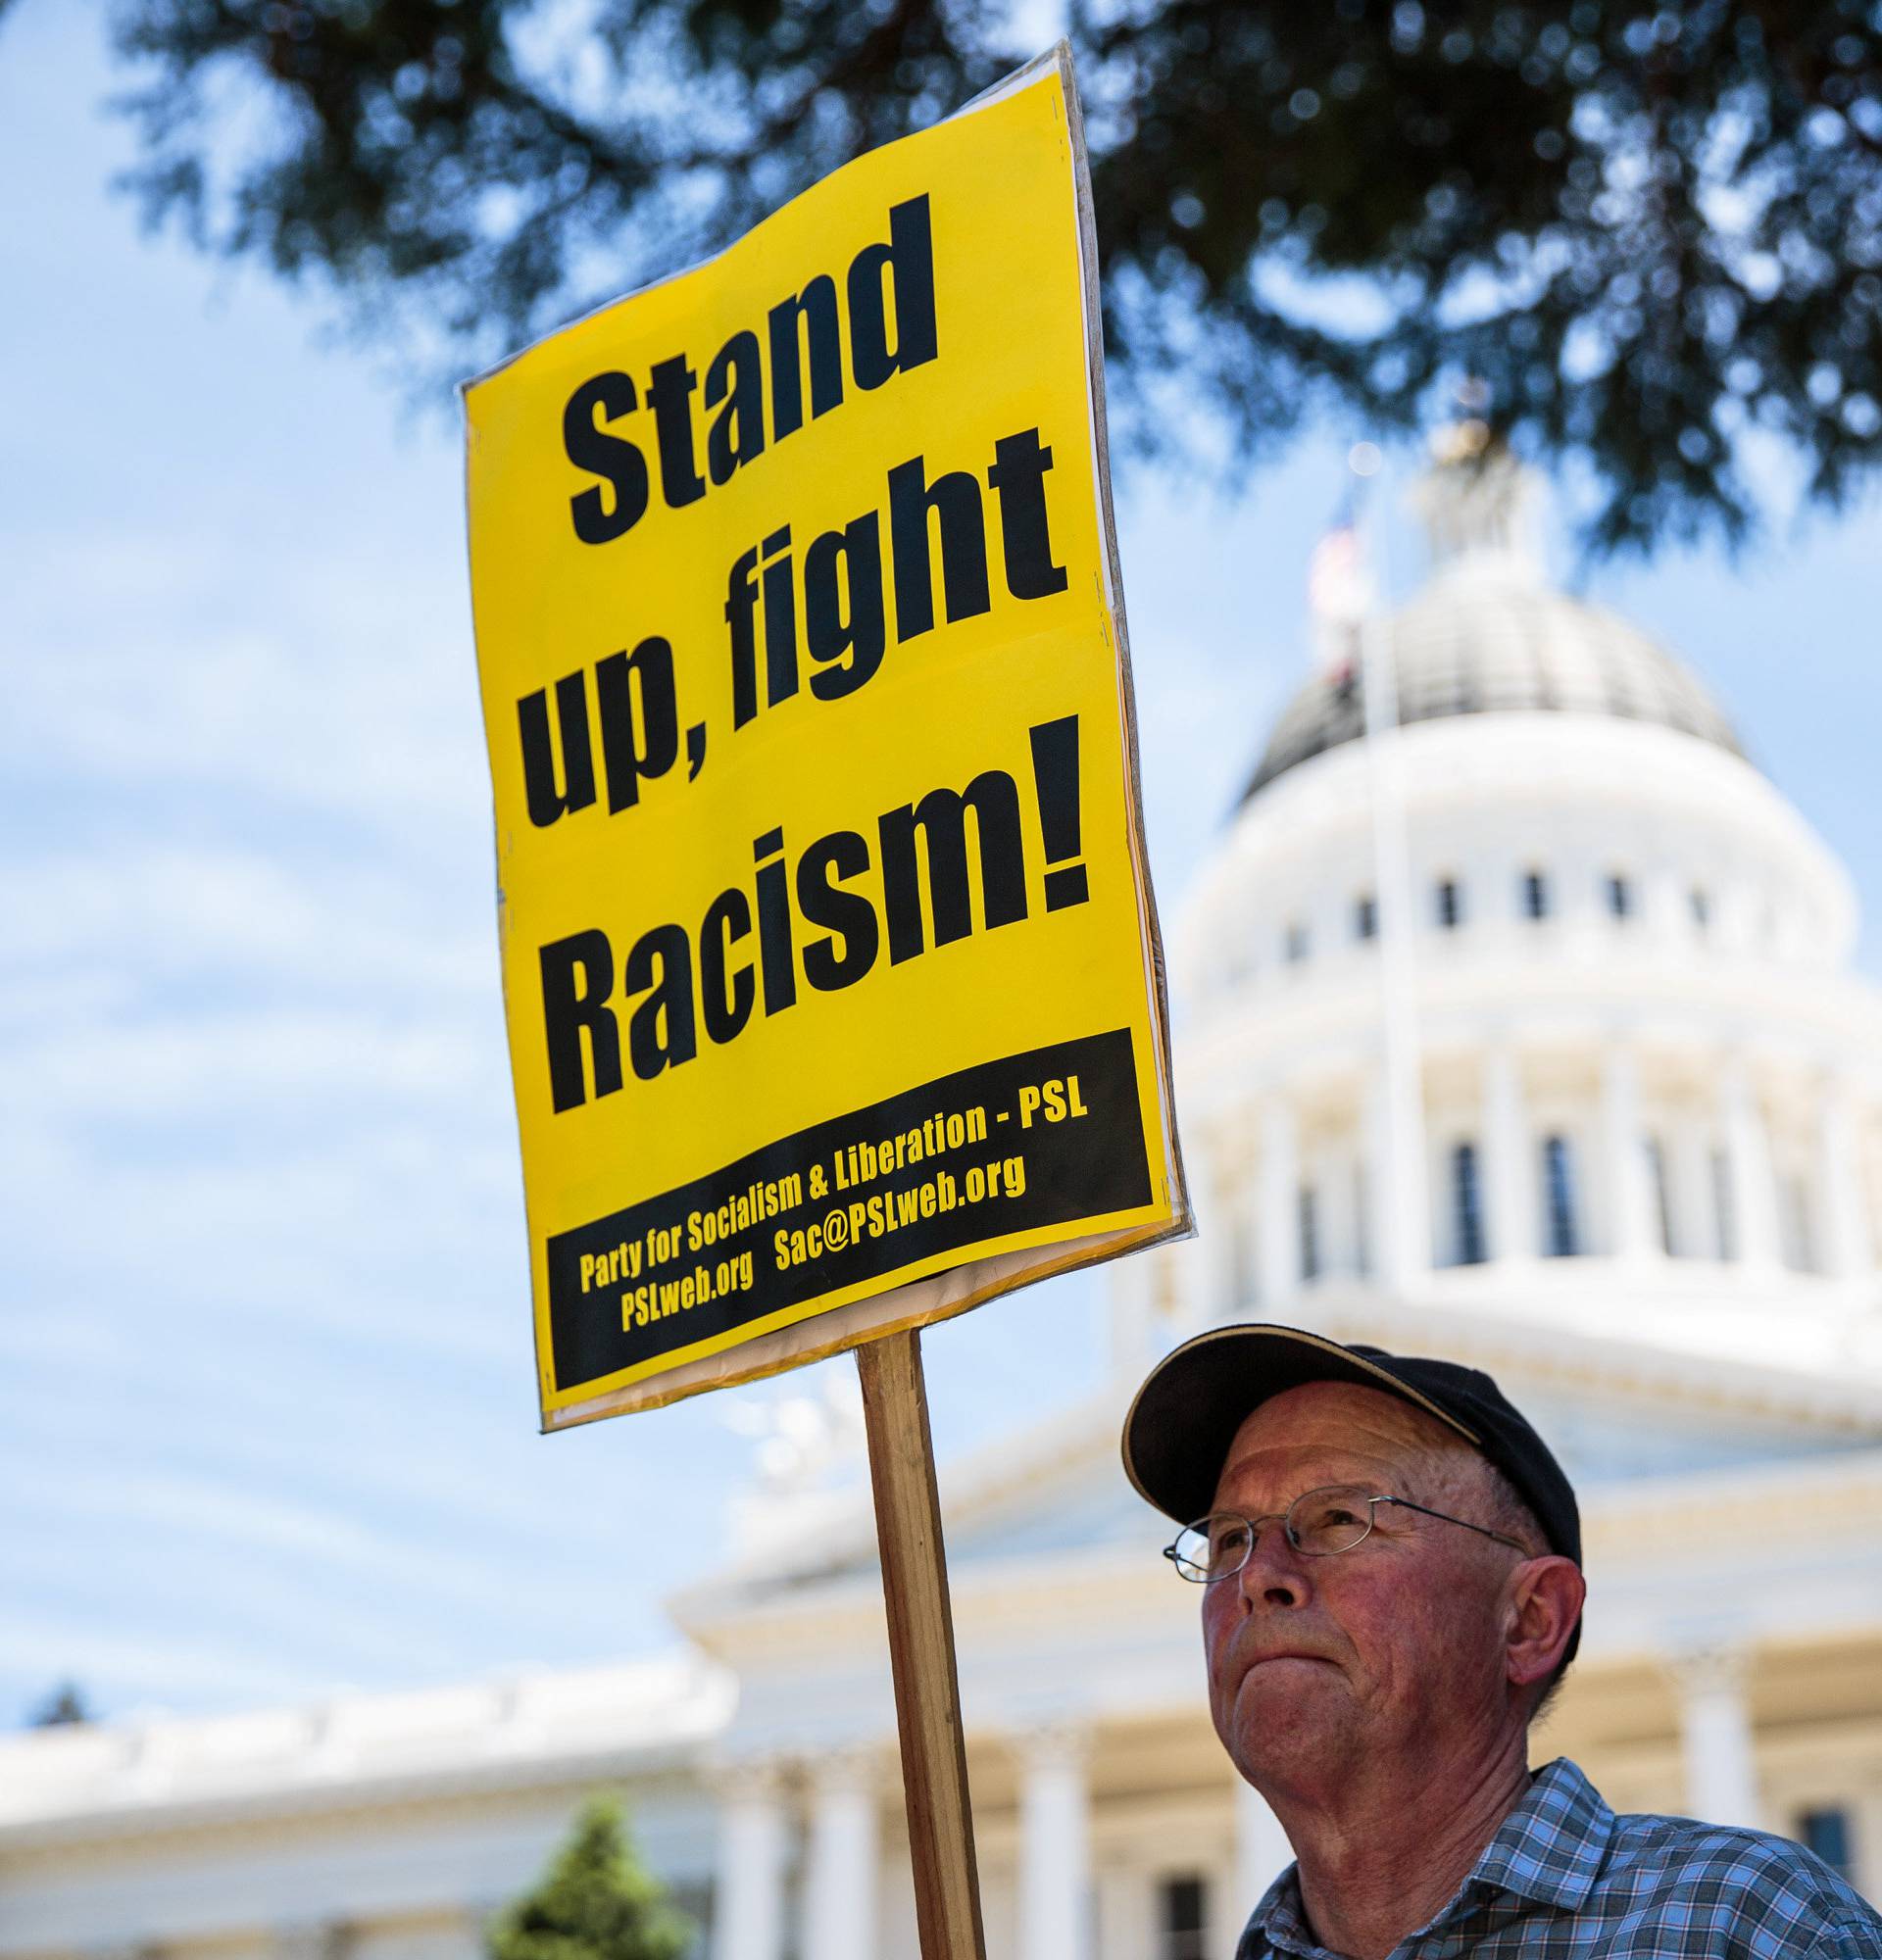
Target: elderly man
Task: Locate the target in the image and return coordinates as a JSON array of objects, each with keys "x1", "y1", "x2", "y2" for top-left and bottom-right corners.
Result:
[{"x1": 1122, "y1": 1323, "x2": 1882, "y2": 1960}]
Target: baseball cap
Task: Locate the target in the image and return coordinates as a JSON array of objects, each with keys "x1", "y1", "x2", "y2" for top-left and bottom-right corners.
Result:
[{"x1": 1122, "y1": 1322, "x2": 1582, "y2": 1586}]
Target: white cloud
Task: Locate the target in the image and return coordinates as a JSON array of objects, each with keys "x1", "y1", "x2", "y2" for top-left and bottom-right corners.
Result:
[
  {"x1": 0, "y1": 1608, "x2": 323, "y2": 1710},
  {"x1": 15, "y1": 1011, "x2": 492, "y2": 1123},
  {"x1": 4, "y1": 528, "x2": 485, "y2": 836},
  {"x1": 2, "y1": 844, "x2": 493, "y2": 992}
]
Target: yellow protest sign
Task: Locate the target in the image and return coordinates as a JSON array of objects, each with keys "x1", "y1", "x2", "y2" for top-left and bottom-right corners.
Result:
[{"x1": 464, "y1": 47, "x2": 1188, "y2": 1430}]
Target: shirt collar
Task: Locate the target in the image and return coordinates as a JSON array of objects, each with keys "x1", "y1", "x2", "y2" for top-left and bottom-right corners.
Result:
[
  {"x1": 1238, "y1": 1758, "x2": 1614, "y2": 1956},
  {"x1": 1241, "y1": 1863, "x2": 1312, "y2": 1959},
  {"x1": 1465, "y1": 1756, "x2": 1615, "y2": 1911}
]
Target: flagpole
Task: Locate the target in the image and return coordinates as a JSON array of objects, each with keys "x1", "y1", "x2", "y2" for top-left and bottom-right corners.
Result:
[{"x1": 1350, "y1": 445, "x2": 1431, "y2": 1298}]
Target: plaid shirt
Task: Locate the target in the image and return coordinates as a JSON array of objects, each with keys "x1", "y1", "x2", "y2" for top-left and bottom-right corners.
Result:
[{"x1": 1236, "y1": 1757, "x2": 1882, "y2": 1959}]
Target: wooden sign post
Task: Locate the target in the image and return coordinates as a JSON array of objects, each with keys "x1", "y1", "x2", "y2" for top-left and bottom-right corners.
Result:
[{"x1": 857, "y1": 1331, "x2": 987, "y2": 1960}]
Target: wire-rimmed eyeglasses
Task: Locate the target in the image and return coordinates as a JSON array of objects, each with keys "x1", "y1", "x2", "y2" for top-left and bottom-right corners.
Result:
[{"x1": 1164, "y1": 1483, "x2": 1532, "y2": 1583}]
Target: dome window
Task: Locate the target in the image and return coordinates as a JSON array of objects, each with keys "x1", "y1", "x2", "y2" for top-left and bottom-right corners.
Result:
[
  {"x1": 1354, "y1": 892, "x2": 1378, "y2": 941},
  {"x1": 1797, "y1": 1809, "x2": 1855, "y2": 1886},
  {"x1": 1541, "y1": 1135, "x2": 1580, "y2": 1256},
  {"x1": 1450, "y1": 1141, "x2": 1487, "y2": 1265},
  {"x1": 1645, "y1": 1137, "x2": 1675, "y2": 1254},
  {"x1": 1284, "y1": 921, "x2": 1310, "y2": 964},
  {"x1": 1435, "y1": 877, "x2": 1463, "y2": 930},
  {"x1": 1297, "y1": 1185, "x2": 1321, "y2": 1281},
  {"x1": 1159, "y1": 1876, "x2": 1211, "y2": 1960},
  {"x1": 1606, "y1": 873, "x2": 1633, "y2": 919},
  {"x1": 1521, "y1": 868, "x2": 1551, "y2": 920},
  {"x1": 1690, "y1": 887, "x2": 1711, "y2": 932}
]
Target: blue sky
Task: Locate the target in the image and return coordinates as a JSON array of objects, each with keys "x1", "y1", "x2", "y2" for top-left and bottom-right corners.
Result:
[{"x1": 5, "y1": 0, "x2": 1881, "y2": 1724}]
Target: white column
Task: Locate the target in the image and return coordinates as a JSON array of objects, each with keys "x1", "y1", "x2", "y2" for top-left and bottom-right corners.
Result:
[
  {"x1": 1364, "y1": 1064, "x2": 1430, "y2": 1298},
  {"x1": 1645, "y1": 864, "x2": 1684, "y2": 948},
  {"x1": 1258, "y1": 1096, "x2": 1299, "y2": 1309},
  {"x1": 1232, "y1": 1779, "x2": 1293, "y2": 1934},
  {"x1": 1360, "y1": 606, "x2": 1433, "y2": 1303},
  {"x1": 1671, "y1": 1119, "x2": 1713, "y2": 1263},
  {"x1": 1720, "y1": 1061, "x2": 1781, "y2": 1270},
  {"x1": 1324, "y1": 1145, "x2": 1360, "y2": 1280},
  {"x1": 1816, "y1": 1088, "x2": 1873, "y2": 1282},
  {"x1": 1095, "y1": 1867, "x2": 1146, "y2": 1960},
  {"x1": 804, "y1": 1748, "x2": 880, "y2": 1960},
  {"x1": 713, "y1": 1761, "x2": 792, "y2": 1960},
  {"x1": 1018, "y1": 1724, "x2": 1092, "y2": 1960},
  {"x1": 1601, "y1": 1046, "x2": 1658, "y2": 1261},
  {"x1": 1107, "y1": 1249, "x2": 1158, "y2": 1378},
  {"x1": 1671, "y1": 1645, "x2": 1761, "y2": 1829},
  {"x1": 1228, "y1": 1171, "x2": 1260, "y2": 1314},
  {"x1": 1482, "y1": 1047, "x2": 1534, "y2": 1264},
  {"x1": 1193, "y1": 1139, "x2": 1239, "y2": 1328}
]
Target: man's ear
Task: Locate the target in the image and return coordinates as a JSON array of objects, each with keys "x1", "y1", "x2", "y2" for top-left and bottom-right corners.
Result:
[{"x1": 1505, "y1": 1556, "x2": 1585, "y2": 1691}]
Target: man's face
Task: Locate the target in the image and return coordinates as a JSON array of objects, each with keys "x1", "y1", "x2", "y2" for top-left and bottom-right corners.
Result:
[{"x1": 1201, "y1": 1380, "x2": 1524, "y2": 1804}]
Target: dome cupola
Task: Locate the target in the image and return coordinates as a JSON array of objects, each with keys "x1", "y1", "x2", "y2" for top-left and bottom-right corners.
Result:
[{"x1": 1242, "y1": 435, "x2": 1746, "y2": 802}]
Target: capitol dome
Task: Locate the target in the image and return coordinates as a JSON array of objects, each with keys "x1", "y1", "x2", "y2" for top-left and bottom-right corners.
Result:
[
  {"x1": 1243, "y1": 576, "x2": 1748, "y2": 801},
  {"x1": 1244, "y1": 448, "x2": 1746, "y2": 802},
  {"x1": 1161, "y1": 432, "x2": 1873, "y2": 1380}
]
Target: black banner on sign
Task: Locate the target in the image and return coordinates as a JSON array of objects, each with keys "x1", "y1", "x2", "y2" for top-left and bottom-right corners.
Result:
[{"x1": 547, "y1": 1028, "x2": 1151, "y2": 1394}]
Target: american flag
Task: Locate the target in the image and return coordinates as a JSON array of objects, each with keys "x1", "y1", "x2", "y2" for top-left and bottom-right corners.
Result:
[{"x1": 1307, "y1": 512, "x2": 1373, "y2": 675}]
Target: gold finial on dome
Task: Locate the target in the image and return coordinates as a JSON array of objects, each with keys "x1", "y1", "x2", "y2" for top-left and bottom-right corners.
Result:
[
  {"x1": 1409, "y1": 419, "x2": 1543, "y2": 575},
  {"x1": 1429, "y1": 417, "x2": 1493, "y2": 466}
]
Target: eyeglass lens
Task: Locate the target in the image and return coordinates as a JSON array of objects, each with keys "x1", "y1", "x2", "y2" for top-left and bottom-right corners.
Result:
[{"x1": 1168, "y1": 1485, "x2": 1379, "y2": 1581}]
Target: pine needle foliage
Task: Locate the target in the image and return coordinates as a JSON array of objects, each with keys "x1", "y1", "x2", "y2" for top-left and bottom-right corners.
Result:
[
  {"x1": 487, "y1": 1797, "x2": 692, "y2": 1960},
  {"x1": 81, "y1": 1, "x2": 1882, "y2": 557}
]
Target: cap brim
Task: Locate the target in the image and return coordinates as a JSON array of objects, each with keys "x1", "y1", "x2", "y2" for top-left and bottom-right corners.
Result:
[{"x1": 1121, "y1": 1323, "x2": 1483, "y2": 1525}]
